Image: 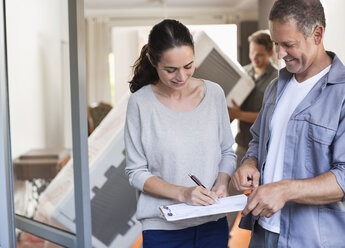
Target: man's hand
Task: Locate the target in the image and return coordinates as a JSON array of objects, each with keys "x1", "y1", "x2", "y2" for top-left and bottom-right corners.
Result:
[
  {"x1": 228, "y1": 100, "x2": 242, "y2": 122},
  {"x1": 242, "y1": 181, "x2": 289, "y2": 218},
  {"x1": 228, "y1": 99, "x2": 259, "y2": 123},
  {"x1": 231, "y1": 157, "x2": 260, "y2": 191}
]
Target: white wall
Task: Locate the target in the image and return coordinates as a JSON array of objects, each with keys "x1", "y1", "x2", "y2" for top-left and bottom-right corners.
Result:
[
  {"x1": 321, "y1": 0, "x2": 345, "y2": 62},
  {"x1": 112, "y1": 27, "x2": 140, "y2": 105},
  {"x1": 189, "y1": 25, "x2": 238, "y2": 62},
  {"x1": 6, "y1": 0, "x2": 70, "y2": 158}
]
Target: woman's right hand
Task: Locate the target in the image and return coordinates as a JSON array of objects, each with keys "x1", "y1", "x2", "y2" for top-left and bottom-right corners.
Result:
[
  {"x1": 143, "y1": 176, "x2": 218, "y2": 205},
  {"x1": 181, "y1": 186, "x2": 219, "y2": 206}
]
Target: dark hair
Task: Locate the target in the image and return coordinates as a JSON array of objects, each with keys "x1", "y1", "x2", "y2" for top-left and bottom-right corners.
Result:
[
  {"x1": 248, "y1": 30, "x2": 273, "y2": 52},
  {"x1": 129, "y1": 19, "x2": 194, "y2": 93},
  {"x1": 269, "y1": 0, "x2": 326, "y2": 38}
]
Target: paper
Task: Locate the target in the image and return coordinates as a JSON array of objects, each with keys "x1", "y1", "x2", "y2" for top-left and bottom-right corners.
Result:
[{"x1": 159, "y1": 194, "x2": 247, "y2": 221}]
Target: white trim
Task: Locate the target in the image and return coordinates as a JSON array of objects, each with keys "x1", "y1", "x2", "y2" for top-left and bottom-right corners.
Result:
[{"x1": 68, "y1": 0, "x2": 93, "y2": 246}]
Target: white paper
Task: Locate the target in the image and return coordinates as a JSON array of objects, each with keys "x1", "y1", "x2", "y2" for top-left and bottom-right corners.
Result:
[{"x1": 159, "y1": 194, "x2": 247, "y2": 221}]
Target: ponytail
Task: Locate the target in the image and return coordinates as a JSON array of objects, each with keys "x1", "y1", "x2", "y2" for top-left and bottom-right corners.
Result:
[
  {"x1": 129, "y1": 44, "x2": 158, "y2": 93},
  {"x1": 129, "y1": 19, "x2": 194, "y2": 93}
]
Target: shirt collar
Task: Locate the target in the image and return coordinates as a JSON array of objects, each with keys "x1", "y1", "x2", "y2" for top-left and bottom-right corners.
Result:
[{"x1": 326, "y1": 51, "x2": 345, "y2": 85}]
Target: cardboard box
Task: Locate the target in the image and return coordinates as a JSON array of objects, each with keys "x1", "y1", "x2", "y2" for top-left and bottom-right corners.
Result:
[{"x1": 193, "y1": 31, "x2": 255, "y2": 107}]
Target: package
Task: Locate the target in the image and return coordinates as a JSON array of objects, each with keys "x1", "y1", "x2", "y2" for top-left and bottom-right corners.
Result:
[{"x1": 193, "y1": 31, "x2": 255, "y2": 107}]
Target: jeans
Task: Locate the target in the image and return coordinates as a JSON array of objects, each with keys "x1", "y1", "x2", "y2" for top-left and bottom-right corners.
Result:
[
  {"x1": 249, "y1": 222, "x2": 279, "y2": 248},
  {"x1": 142, "y1": 217, "x2": 229, "y2": 248}
]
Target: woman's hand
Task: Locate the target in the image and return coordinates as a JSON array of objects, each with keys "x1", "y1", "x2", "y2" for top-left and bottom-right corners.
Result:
[
  {"x1": 143, "y1": 176, "x2": 219, "y2": 206},
  {"x1": 181, "y1": 186, "x2": 219, "y2": 206},
  {"x1": 211, "y1": 172, "x2": 231, "y2": 198}
]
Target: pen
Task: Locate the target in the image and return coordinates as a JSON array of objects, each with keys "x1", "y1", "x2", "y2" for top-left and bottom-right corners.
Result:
[
  {"x1": 188, "y1": 173, "x2": 219, "y2": 203},
  {"x1": 188, "y1": 173, "x2": 206, "y2": 188}
]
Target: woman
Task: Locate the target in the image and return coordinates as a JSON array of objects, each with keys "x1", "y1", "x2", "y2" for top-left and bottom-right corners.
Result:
[{"x1": 125, "y1": 19, "x2": 236, "y2": 248}]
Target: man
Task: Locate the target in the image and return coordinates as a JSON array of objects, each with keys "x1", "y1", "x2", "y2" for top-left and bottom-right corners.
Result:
[
  {"x1": 229, "y1": 30, "x2": 278, "y2": 164},
  {"x1": 227, "y1": 30, "x2": 278, "y2": 232},
  {"x1": 231, "y1": 0, "x2": 345, "y2": 247}
]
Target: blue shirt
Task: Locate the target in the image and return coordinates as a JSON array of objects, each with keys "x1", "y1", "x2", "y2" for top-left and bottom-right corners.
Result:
[{"x1": 240, "y1": 52, "x2": 345, "y2": 247}]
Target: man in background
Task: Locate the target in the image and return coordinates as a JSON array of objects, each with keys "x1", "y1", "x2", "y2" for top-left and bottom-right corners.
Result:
[{"x1": 227, "y1": 30, "x2": 278, "y2": 233}]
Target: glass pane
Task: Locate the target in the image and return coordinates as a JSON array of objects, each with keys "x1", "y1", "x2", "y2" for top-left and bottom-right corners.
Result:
[
  {"x1": 84, "y1": 20, "x2": 146, "y2": 247},
  {"x1": 6, "y1": 0, "x2": 75, "y2": 235}
]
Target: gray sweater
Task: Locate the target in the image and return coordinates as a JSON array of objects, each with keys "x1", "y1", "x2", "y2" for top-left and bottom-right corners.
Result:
[{"x1": 125, "y1": 80, "x2": 236, "y2": 230}]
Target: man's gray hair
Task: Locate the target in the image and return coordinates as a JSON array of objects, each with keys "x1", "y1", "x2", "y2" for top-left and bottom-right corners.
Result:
[{"x1": 269, "y1": 0, "x2": 326, "y2": 38}]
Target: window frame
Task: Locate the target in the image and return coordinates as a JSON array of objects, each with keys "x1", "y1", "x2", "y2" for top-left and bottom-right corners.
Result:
[{"x1": 0, "y1": 0, "x2": 92, "y2": 247}]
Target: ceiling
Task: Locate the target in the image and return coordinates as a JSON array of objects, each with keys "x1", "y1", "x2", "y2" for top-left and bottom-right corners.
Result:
[{"x1": 84, "y1": 0, "x2": 258, "y2": 12}]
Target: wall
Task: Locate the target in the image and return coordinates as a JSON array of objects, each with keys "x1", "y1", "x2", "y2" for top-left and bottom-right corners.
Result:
[
  {"x1": 112, "y1": 27, "x2": 140, "y2": 105},
  {"x1": 86, "y1": 17, "x2": 111, "y2": 105},
  {"x1": 258, "y1": 0, "x2": 275, "y2": 29},
  {"x1": 6, "y1": 0, "x2": 70, "y2": 158},
  {"x1": 321, "y1": 0, "x2": 345, "y2": 62}
]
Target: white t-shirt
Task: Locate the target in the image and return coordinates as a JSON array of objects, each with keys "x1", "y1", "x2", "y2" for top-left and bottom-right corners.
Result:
[{"x1": 259, "y1": 65, "x2": 331, "y2": 234}]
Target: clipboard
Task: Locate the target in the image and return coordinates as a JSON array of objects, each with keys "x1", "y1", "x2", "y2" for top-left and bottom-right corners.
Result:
[{"x1": 159, "y1": 194, "x2": 247, "y2": 221}]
